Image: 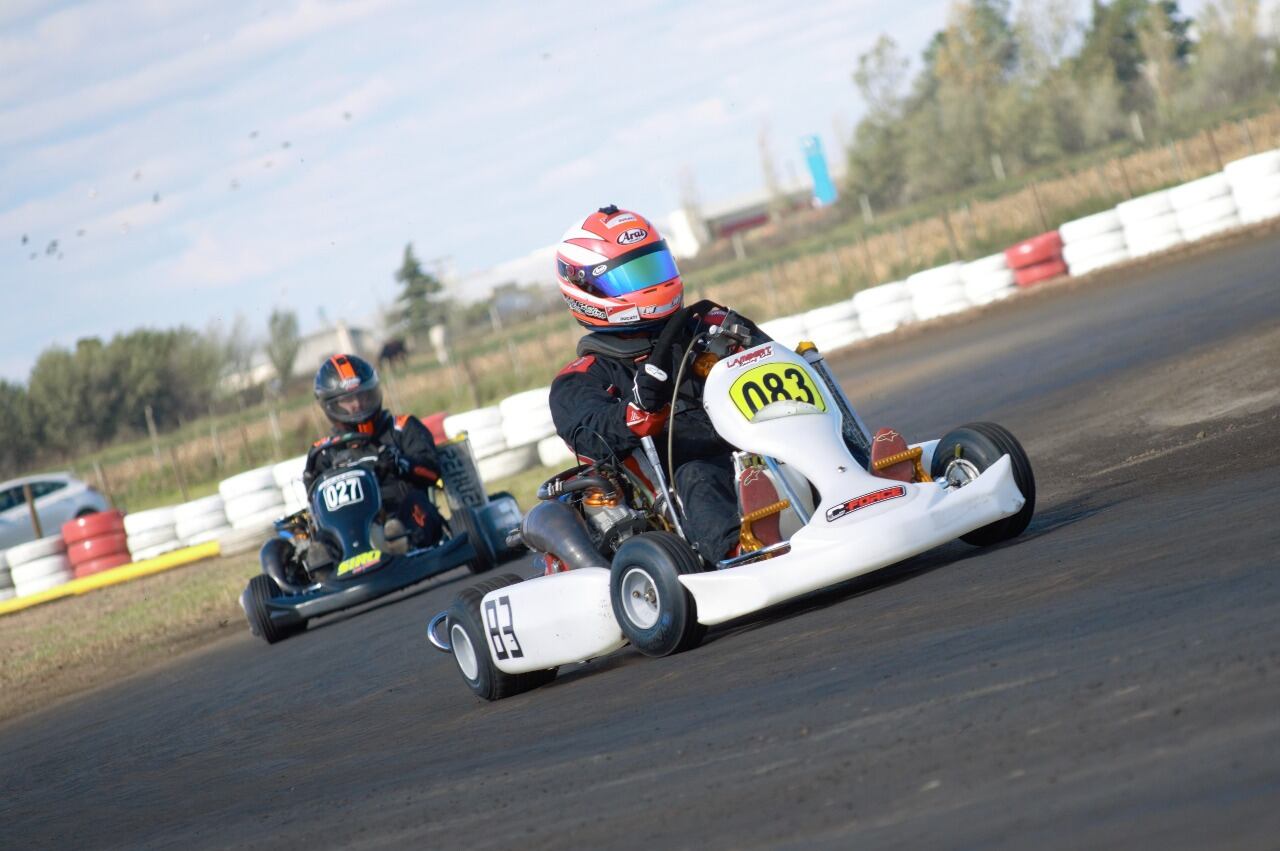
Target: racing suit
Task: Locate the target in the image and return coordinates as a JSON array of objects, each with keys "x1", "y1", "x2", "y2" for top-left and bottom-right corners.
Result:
[
  {"x1": 548, "y1": 307, "x2": 768, "y2": 563},
  {"x1": 303, "y1": 409, "x2": 444, "y2": 549}
]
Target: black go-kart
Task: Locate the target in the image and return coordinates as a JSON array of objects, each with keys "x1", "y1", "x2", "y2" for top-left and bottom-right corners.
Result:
[{"x1": 241, "y1": 432, "x2": 523, "y2": 644}]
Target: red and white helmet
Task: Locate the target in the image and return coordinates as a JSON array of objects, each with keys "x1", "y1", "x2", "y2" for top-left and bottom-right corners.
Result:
[{"x1": 555, "y1": 205, "x2": 683, "y2": 331}]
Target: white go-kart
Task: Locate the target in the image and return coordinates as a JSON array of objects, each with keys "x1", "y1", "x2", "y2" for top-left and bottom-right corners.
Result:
[{"x1": 428, "y1": 308, "x2": 1034, "y2": 700}]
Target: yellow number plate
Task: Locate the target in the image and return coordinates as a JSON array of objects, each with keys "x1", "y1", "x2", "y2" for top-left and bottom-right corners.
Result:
[
  {"x1": 729, "y1": 364, "x2": 827, "y2": 419},
  {"x1": 337, "y1": 549, "x2": 382, "y2": 576}
]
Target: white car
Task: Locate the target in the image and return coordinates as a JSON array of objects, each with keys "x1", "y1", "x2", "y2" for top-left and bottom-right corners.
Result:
[{"x1": 0, "y1": 473, "x2": 111, "y2": 551}]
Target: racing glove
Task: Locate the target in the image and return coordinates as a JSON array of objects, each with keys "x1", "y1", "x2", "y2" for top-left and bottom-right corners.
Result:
[{"x1": 627, "y1": 362, "x2": 672, "y2": 437}]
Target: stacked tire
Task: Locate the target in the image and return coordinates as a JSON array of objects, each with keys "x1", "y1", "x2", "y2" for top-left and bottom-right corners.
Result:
[
  {"x1": 484, "y1": 388, "x2": 552, "y2": 480},
  {"x1": 757, "y1": 314, "x2": 809, "y2": 348},
  {"x1": 6, "y1": 535, "x2": 72, "y2": 597},
  {"x1": 1225, "y1": 150, "x2": 1280, "y2": 225},
  {"x1": 906, "y1": 263, "x2": 970, "y2": 319},
  {"x1": 62, "y1": 510, "x2": 131, "y2": 577},
  {"x1": 220, "y1": 467, "x2": 285, "y2": 533},
  {"x1": 1061, "y1": 209, "x2": 1129, "y2": 276},
  {"x1": 536, "y1": 435, "x2": 575, "y2": 468},
  {"x1": 446, "y1": 406, "x2": 515, "y2": 483},
  {"x1": 1006, "y1": 231, "x2": 1066, "y2": 288},
  {"x1": 802, "y1": 301, "x2": 864, "y2": 353},
  {"x1": 124, "y1": 507, "x2": 182, "y2": 561},
  {"x1": 173, "y1": 495, "x2": 232, "y2": 546},
  {"x1": 1117, "y1": 190, "x2": 1184, "y2": 258},
  {"x1": 273, "y1": 455, "x2": 309, "y2": 515},
  {"x1": 852, "y1": 281, "x2": 914, "y2": 338},
  {"x1": 960, "y1": 253, "x2": 1016, "y2": 305},
  {"x1": 0, "y1": 551, "x2": 12, "y2": 602},
  {"x1": 1170, "y1": 172, "x2": 1239, "y2": 242}
]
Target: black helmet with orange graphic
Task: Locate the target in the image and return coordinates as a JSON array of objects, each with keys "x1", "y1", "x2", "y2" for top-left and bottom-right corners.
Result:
[{"x1": 314, "y1": 353, "x2": 383, "y2": 427}]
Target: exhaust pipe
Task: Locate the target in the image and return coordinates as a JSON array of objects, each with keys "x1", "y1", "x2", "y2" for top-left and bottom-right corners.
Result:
[{"x1": 518, "y1": 500, "x2": 609, "y2": 572}]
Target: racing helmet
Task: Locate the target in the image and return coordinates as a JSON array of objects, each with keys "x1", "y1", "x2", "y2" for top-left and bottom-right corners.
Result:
[
  {"x1": 555, "y1": 205, "x2": 683, "y2": 331},
  {"x1": 314, "y1": 353, "x2": 383, "y2": 428}
]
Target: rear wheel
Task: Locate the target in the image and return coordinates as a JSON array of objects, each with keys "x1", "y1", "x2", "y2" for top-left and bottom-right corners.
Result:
[
  {"x1": 931, "y1": 422, "x2": 1036, "y2": 546},
  {"x1": 609, "y1": 532, "x2": 706, "y2": 657},
  {"x1": 243, "y1": 574, "x2": 305, "y2": 644},
  {"x1": 446, "y1": 573, "x2": 557, "y2": 701},
  {"x1": 454, "y1": 507, "x2": 497, "y2": 574}
]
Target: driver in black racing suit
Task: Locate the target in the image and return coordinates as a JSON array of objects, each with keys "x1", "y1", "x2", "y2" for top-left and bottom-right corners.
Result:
[
  {"x1": 304, "y1": 353, "x2": 444, "y2": 550},
  {"x1": 547, "y1": 206, "x2": 769, "y2": 563}
]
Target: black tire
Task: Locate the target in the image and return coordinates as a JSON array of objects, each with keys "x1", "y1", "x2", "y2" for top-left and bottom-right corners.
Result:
[
  {"x1": 609, "y1": 532, "x2": 706, "y2": 657},
  {"x1": 931, "y1": 422, "x2": 1036, "y2": 546},
  {"x1": 445, "y1": 573, "x2": 557, "y2": 701},
  {"x1": 244, "y1": 574, "x2": 305, "y2": 644},
  {"x1": 454, "y1": 507, "x2": 497, "y2": 574}
]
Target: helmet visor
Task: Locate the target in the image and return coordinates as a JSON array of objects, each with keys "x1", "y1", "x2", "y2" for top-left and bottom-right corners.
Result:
[
  {"x1": 321, "y1": 385, "x2": 383, "y2": 425},
  {"x1": 584, "y1": 242, "x2": 680, "y2": 297}
]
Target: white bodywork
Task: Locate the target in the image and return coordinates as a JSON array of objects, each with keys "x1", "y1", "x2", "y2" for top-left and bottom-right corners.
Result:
[{"x1": 485, "y1": 341, "x2": 1024, "y2": 674}]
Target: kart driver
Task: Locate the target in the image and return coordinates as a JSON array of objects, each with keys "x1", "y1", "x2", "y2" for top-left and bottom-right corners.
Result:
[
  {"x1": 304, "y1": 353, "x2": 444, "y2": 549},
  {"x1": 548, "y1": 205, "x2": 770, "y2": 563}
]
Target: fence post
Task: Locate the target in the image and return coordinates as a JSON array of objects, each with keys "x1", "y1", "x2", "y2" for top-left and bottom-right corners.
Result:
[
  {"x1": 1238, "y1": 120, "x2": 1256, "y2": 154},
  {"x1": 92, "y1": 460, "x2": 115, "y2": 509},
  {"x1": 1167, "y1": 141, "x2": 1185, "y2": 181},
  {"x1": 940, "y1": 207, "x2": 961, "y2": 260},
  {"x1": 168, "y1": 447, "x2": 189, "y2": 502},
  {"x1": 22, "y1": 482, "x2": 43, "y2": 540},
  {"x1": 1205, "y1": 128, "x2": 1223, "y2": 171},
  {"x1": 1116, "y1": 157, "x2": 1134, "y2": 199},
  {"x1": 1029, "y1": 182, "x2": 1050, "y2": 232},
  {"x1": 855, "y1": 233, "x2": 879, "y2": 287},
  {"x1": 859, "y1": 194, "x2": 874, "y2": 225},
  {"x1": 144, "y1": 404, "x2": 162, "y2": 464}
]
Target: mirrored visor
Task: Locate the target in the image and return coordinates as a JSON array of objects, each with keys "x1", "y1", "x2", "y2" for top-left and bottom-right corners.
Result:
[{"x1": 585, "y1": 242, "x2": 680, "y2": 297}]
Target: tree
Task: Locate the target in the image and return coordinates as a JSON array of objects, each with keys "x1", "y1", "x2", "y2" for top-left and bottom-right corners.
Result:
[
  {"x1": 265, "y1": 309, "x2": 301, "y2": 385},
  {"x1": 847, "y1": 35, "x2": 911, "y2": 207},
  {"x1": 394, "y1": 243, "x2": 446, "y2": 343},
  {"x1": 1189, "y1": 0, "x2": 1272, "y2": 112},
  {"x1": 0, "y1": 381, "x2": 37, "y2": 476}
]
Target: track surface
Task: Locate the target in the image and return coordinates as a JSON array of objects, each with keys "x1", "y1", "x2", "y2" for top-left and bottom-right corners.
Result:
[{"x1": 3, "y1": 237, "x2": 1279, "y2": 849}]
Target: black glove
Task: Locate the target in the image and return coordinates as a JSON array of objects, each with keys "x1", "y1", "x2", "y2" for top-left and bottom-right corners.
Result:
[
  {"x1": 632, "y1": 362, "x2": 671, "y2": 412},
  {"x1": 378, "y1": 446, "x2": 412, "y2": 478}
]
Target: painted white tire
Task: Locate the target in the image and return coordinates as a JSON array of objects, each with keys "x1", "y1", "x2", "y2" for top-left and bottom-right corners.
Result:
[
  {"x1": 15, "y1": 569, "x2": 73, "y2": 597},
  {"x1": 1175, "y1": 196, "x2": 1237, "y2": 231},
  {"x1": 1230, "y1": 173, "x2": 1280, "y2": 209},
  {"x1": 914, "y1": 298, "x2": 971, "y2": 321},
  {"x1": 1117, "y1": 190, "x2": 1173, "y2": 226},
  {"x1": 757, "y1": 316, "x2": 808, "y2": 347},
  {"x1": 962, "y1": 268, "x2": 1016, "y2": 299},
  {"x1": 1223, "y1": 150, "x2": 1280, "y2": 183},
  {"x1": 802, "y1": 301, "x2": 858, "y2": 326},
  {"x1": 1169, "y1": 173, "x2": 1231, "y2": 209},
  {"x1": 183, "y1": 526, "x2": 234, "y2": 546},
  {"x1": 498, "y1": 387, "x2": 552, "y2": 420},
  {"x1": 1180, "y1": 213, "x2": 1241, "y2": 242},
  {"x1": 912, "y1": 282, "x2": 967, "y2": 311},
  {"x1": 968, "y1": 285, "x2": 1016, "y2": 305},
  {"x1": 444, "y1": 407, "x2": 503, "y2": 438},
  {"x1": 0, "y1": 588, "x2": 15, "y2": 601},
  {"x1": 218, "y1": 527, "x2": 269, "y2": 558},
  {"x1": 808, "y1": 318, "x2": 865, "y2": 352},
  {"x1": 127, "y1": 525, "x2": 178, "y2": 552},
  {"x1": 1123, "y1": 212, "x2": 1181, "y2": 243},
  {"x1": 1126, "y1": 230, "x2": 1185, "y2": 258},
  {"x1": 230, "y1": 507, "x2": 285, "y2": 532},
  {"x1": 225, "y1": 490, "x2": 285, "y2": 524},
  {"x1": 906, "y1": 263, "x2": 964, "y2": 297},
  {"x1": 5, "y1": 534, "x2": 67, "y2": 566},
  {"x1": 279, "y1": 478, "x2": 308, "y2": 507},
  {"x1": 272, "y1": 455, "x2": 308, "y2": 489},
  {"x1": 1063, "y1": 231, "x2": 1128, "y2": 267},
  {"x1": 0, "y1": 550, "x2": 9, "y2": 570},
  {"x1": 962, "y1": 252, "x2": 1008, "y2": 280},
  {"x1": 122, "y1": 506, "x2": 176, "y2": 536},
  {"x1": 173, "y1": 494, "x2": 225, "y2": 524},
  {"x1": 1239, "y1": 197, "x2": 1280, "y2": 224},
  {"x1": 1060, "y1": 209, "x2": 1123, "y2": 243},
  {"x1": 175, "y1": 510, "x2": 229, "y2": 540},
  {"x1": 853, "y1": 281, "x2": 909, "y2": 311},
  {"x1": 461, "y1": 424, "x2": 507, "y2": 459},
  {"x1": 11, "y1": 553, "x2": 72, "y2": 584},
  {"x1": 131, "y1": 542, "x2": 183, "y2": 561},
  {"x1": 218, "y1": 467, "x2": 277, "y2": 500},
  {"x1": 537, "y1": 435, "x2": 575, "y2": 468},
  {"x1": 502, "y1": 418, "x2": 556, "y2": 449},
  {"x1": 477, "y1": 444, "x2": 540, "y2": 482},
  {"x1": 1068, "y1": 248, "x2": 1130, "y2": 276},
  {"x1": 858, "y1": 301, "x2": 916, "y2": 336},
  {"x1": 0, "y1": 565, "x2": 12, "y2": 589}
]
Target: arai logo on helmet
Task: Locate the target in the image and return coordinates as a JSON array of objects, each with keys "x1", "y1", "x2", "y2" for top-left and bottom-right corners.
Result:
[
  {"x1": 592, "y1": 264, "x2": 608, "y2": 276},
  {"x1": 726, "y1": 345, "x2": 772, "y2": 369},
  {"x1": 617, "y1": 228, "x2": 648, "y2": 245}
]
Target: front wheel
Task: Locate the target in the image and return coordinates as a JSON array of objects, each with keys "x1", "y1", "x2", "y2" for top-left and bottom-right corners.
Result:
[
  {"x1": 609, "y1": 532, "x2": 706, "y2": 657},
  {"x1": 445, "y1": 573, "x2": 557, "y2": 701},
  {"x1": 931, "y1": 422, "x2": 1036, "y2": 546},
  {"x1": 453, "y1": 507, "x2": 497, "y2": 574},
  {"x1": 242, "y1": 574, "x2": 305, "y2": 644}
]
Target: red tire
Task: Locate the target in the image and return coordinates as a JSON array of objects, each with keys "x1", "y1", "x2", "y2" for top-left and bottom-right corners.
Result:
[
  {"x1": 1015, "y1": 258, "x2": 1069, "y2": 287},
  {"x1": 73, "y1": 552, "x2": 133, "y2": 579},
  {"x1": 1004, "y1": 231, "x2": 1063, "y2": 269},
  {"x1": 67, "y1": 532, "x2": 130, "y2": 567},
  {"x1": 62, "y1": 510, "x2": 125, "y2": 545},
  {"x1": 421, "y1": 412, "x2": 449, "y2": 444}
]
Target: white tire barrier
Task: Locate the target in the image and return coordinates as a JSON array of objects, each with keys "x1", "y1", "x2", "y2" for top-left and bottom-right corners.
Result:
[
  {"x1": 961, "y1": 254, "x2": 1015, "y2": 304},
  {"x1": 224, "y1": 488, "x2": 285, "y2": 524},
  {"x1": 11, "y1": 552, "x2": 71, "y2": 584},
  {"x1": 537, "y1": 435, "x2": 575, "y2": 468},
  {"x1": 477, "y1": 444, "x2": 540, "y2": 482},
  {"x1": 173, "y1": 495, "x2": 224, "y2": 524},
  {"x1": 126, "y1": 524, "x2": 179, "y2": 552},
  {"x1": 1223, "y1": 149, "x2": 1280, "y2": 183},
  {"x1": 271, "y1": 455, "x2": 308, "y2": 489},
  {"x1": 230, "y1": 506, "x2": 285, "y2": 533},
  {"x1": 1067, "y1": 249, "x2": 1131, "y2": 276},
  {"x1": 1061, "y1": 208, "x2": 1129, "y2": 275},
  {"x1": 218, "y1": 467, "x2": 277, "y2": 500},
  {"x1": 907, "y1": 263, "x2": 970, "y2": 320},
  {"x1": 1126, "y1": 228, "x2": 1185, "y2": 258},
  {"x1": 174, "y1": 509, "x2": 229, "y2": 541},
  {"x1": 15, "y1": 567, "x2": 73, "y2": 597},
  {"x1": 1226, "y1": 150, "x2": 1280, "y2": 224},
  {"x1": 444, "y1": 407, "x2": 503, "y2": 439},
  {"x1": 218, "y1": 526, "x2": 269, "y2": 558},
  {"x1": 499, "y1": 387, "x2": 556, "y2": 449},
  {"x1": 183, "y1": 526, "x2": 234, "y2": 546},
  {"x1": 1168, "y1": 173, "x2": 1231, "y2": 209},
  {"x1": 1175, "y1": 194, "x2": 1237, "y2": 233},
  {"x1": 0, "y1": 588, "x2": 15, "y2": 602},
  {"x1": 122, "y1": 506, "x2": 176, "y2": 537},
  {"x1": 757, "y1": 315, "x2": 808, "y2": 347},
  {"x1": 1230, "y1": 173, "x2": 1280, "y2": 210},
  {"x1": 802, "y1": 300, "x2": 858, "y2": 327},
  {"x1": 1181, "y1": 212, "x2": 1241, "y2": 242},
  {"x1": 807, "y1": 318, "x2": 865, "y2": 352},
  {"x1": 130, "y1": 542, "x2": 183, "y2": 562},
  {"x1": 1240, "y1": 197, "x2": 1280, "y2": 224},
  {"x1": 1116, "y1": 189, "x2": 1173, "y2": 227},
  {"x1": 857, "y1": 300, "x2": 915, "y2": 337},
  {"x1": 1059, "y1": 209, "x2": 1122, "y2": 243},
  {"x1": 5, "y1": 534, "x2": 67, "y2": 566},
  {"x1": 462, "y1": 424, "x2": 507, "y2": 459},
  {"x1": 852, "y1": 281, "x2": 909, "y2": 312}
]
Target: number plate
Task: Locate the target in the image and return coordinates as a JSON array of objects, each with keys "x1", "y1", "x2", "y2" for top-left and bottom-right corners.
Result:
[
  {"x1": 337, "y1": 549, "x2": 382, "y2": 576},
  {"x1": 729, "y1": 363, "x2": 827, "y2": 419},
  {"x1": 322, "y1": 476, "x2": 365, "y2": 511}
]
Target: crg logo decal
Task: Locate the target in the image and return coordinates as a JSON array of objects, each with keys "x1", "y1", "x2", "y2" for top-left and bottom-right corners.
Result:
[
  {"x1": 617, "y1": 228, "x2": 647, "y2": 245},
  {"x1": 825, "y1": 485, "x2": 906, "y2": 522},
  {"x1": 726, "y1": 345, "x2": 772, "y2": 369},
  {"x1": 562, "y1": 293, "x2": 607, "y2": 320}
]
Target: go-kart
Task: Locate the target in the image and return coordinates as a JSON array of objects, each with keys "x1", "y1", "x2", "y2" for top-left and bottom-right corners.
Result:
[
  {"x1": 427, "y1": 307, "x2": 1034, "y2": 699},
  {"x1": 241, "y1": 432, "x2": 522, "y2": 644}
]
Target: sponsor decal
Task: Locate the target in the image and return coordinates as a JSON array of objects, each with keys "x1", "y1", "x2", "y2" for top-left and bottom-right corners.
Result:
[
  {"x1": 607, "y1": 305, "x2": 640, "y2": 324},
  {"x1": 825, "y1": 485, "x2": 907, "y2": 522},
  {"x1": 592, "y1": 264, "x2": 608, "y2": 276},
  {"x1": 643, "y1": 363, "x2": 668, "y2": 381},
  {"x1": 640, "y1": 294, "x2": 682, "y2": 316},
  {"x1": 617, "y1": 228, "x2": 648, "y2": 245},
  {"x1": 321, "y1": 473, "x2": 365, "y2": 511},
  {"x1": 873, "y1": 429, "x2": 901, "y2": 444},
  {"x1": 605, "y1": 213, "x2": 638, "y2": 228},
  {"x1": 725, "y1": 345, "x2": 773, "y2": 369},
  {"x1": 339, "y1": 376, "x2": 361, "y2": 389},
  {"x1": 337, "y1": 548, "x2": 382, "y2": 576},
  {"x1": 562, "y1": 293, "x2": 607, "y2": 320}
]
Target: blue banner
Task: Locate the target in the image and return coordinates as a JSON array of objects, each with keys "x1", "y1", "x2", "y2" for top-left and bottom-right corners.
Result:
[{"x1": 801, "y1": 135, "x2": 838, "y2": 206}]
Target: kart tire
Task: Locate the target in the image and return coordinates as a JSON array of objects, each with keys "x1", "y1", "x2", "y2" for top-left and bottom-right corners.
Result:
[
  {"x1": 446, "y1": 573, "x2": 557, "y2": 701},
  {"x1": 61, "y1": 510, "x2": 125, "y2": 545},
  {"x1": 454, "y1": 507, "x2": 497, "y2": 574},
  {"x1": 609, "y1": 531, "x2": 706, "y2": 658},
  {"x1": 931, "y1": 422, "x2": 1036, "y2": 546},
  {"x1": 243, "y1": 574, "x2": 304, "y2": 644}
]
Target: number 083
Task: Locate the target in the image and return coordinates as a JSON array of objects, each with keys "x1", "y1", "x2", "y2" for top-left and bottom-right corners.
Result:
[{"x1": 729, "y1": 364, "x2": 827, "y2": 418}]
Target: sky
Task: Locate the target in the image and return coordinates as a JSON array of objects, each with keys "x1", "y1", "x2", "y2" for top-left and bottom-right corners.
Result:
[{"x1": 1, "y1": 0, "x2": 1226, "y2": 382}]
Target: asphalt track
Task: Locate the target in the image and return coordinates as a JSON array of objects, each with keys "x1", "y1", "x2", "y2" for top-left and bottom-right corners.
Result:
[{"x1": 3, "y1": 235, "x2": 1279, "y2": 850}]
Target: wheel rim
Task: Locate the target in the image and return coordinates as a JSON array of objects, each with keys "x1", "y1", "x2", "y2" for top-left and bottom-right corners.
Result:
[
  {"x1": 620, "y1": 567, "x2": 661, "y2": 630},
  {"x1": 944, "y1": 457, "x2": 983, "y2": 489},
  {"x1": 451, "y1": 624, "x2": 480, "y2": 682}
]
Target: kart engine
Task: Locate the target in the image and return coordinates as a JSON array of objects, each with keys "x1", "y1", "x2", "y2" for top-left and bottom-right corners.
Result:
[{"x1": 581, "y1": 487, "x2": 648, "y2": 554}]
